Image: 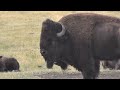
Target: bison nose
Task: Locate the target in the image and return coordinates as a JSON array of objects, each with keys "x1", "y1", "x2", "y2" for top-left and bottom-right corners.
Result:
[{"x1": 40, "y1": 49, "x2": 47, "y2": 55}]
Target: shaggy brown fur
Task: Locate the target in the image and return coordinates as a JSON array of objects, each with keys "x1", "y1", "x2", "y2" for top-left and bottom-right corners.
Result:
[
  {"x1": 40, "y1": 13, "x2": 120, "y2": 79},
  {"x1": 0, "y1": 56, "x2": 20, "y2": 72},
  {"x1": 59, "y1": 13, "x2": 120, "y2": 78}
]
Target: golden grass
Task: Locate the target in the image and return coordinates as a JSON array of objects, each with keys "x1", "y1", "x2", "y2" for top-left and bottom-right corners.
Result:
[{"x1": 0, "y1": 11, "x2": 119, "y2": 79}]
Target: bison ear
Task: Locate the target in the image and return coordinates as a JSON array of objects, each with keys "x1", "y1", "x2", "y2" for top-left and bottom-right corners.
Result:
[{"x1": 57, "y1": 23, "x2": 66, "y2": 37}]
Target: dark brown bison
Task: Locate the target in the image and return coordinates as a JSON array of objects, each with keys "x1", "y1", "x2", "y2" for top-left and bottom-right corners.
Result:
[
  {"x1": 102, "y1": 60, "x2": 120, "y2": 70},
  {"x1": 0, "y1": 56, "x2": 20, "y2": 72},
  {"x1": 40, "y1": 13, "x2": 120, "y2": 79}
]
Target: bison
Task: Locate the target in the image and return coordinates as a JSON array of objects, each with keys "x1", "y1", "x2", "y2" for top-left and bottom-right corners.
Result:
[
  {"x1": 0, "y1": 56, "x2": 20, "y2": 72},
  {"x1": 102, "y1": 60, "x2": 120, "y2": 70},
  {"x1": 40, "y1": 13, "x2": 120, "y2": 79}
]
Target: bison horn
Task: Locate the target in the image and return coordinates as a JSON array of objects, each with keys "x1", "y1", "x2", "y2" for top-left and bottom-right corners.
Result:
[{"x1": 57, "y1": 23, "x2": 66, "y2": 37}]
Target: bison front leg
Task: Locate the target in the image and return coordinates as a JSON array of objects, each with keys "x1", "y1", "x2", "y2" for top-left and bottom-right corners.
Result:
[
  {"x1": 81, "y1": 58, "x2": 97, "y2": 79},
  {"x1": 55, "y1": 61, "x2": 68, "y2": 70},
  {"x1": 94, "y1": 60, "x2": 100, "y2": 78}
]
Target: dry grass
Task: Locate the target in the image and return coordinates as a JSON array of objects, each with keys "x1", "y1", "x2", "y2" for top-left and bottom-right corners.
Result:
[{"x1": 0, "y1": 11, "x2": 120, "y2": 79}]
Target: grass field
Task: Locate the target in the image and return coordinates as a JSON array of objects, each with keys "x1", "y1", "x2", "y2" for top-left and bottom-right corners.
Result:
[{"x1": 0, "y1": 11, "x2": 120, "y2": 79}]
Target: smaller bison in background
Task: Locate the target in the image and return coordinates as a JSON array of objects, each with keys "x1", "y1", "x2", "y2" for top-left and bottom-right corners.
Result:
[
  {"x1": 102, "y1": 60, "x2": 120, "y2": 70},
  {"x1": 0, "y1": 56, "x2": 20, "y2": 72}
]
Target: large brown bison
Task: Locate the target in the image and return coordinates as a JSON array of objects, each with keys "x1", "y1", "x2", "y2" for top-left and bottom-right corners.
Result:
[
  {"x1": 0, "y1": 56, "x2": 20, "y2": 72},
  {"x1": 40, "y1": 13, "x2": 120, "y2": 79},
  {"x1": 102, "y1": 60, "x2": 120, "y2": 70}
]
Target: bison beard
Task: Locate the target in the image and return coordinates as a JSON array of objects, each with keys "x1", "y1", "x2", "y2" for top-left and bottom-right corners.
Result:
[{"x1": 40, "y1": 13, "x2": 120, "y2": 79}]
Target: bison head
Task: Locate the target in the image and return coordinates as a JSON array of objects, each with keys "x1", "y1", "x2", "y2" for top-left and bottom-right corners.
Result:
[{"x1": 40, "y1": 19, "x2": 71, "y2": 69}]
